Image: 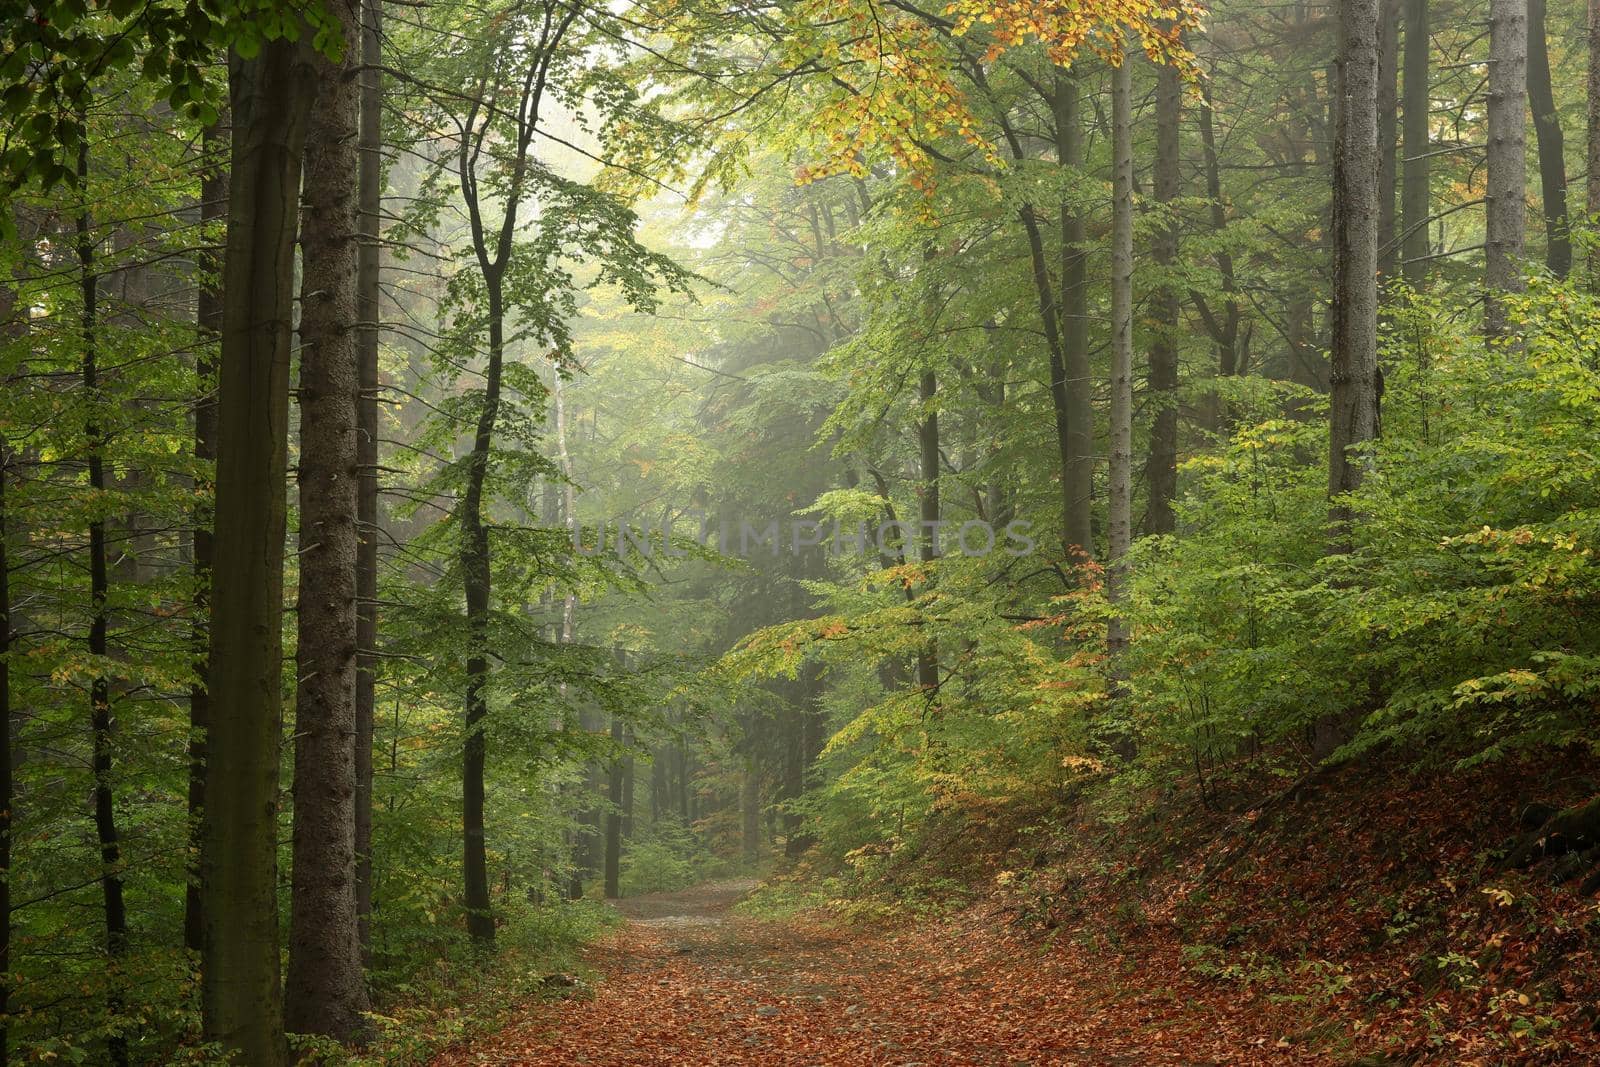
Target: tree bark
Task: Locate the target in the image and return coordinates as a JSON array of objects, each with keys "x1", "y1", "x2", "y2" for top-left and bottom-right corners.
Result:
[
  {"x1": 1057, "y1": 76, "x2": 1094, "y2": 562},
  {"x1": 186, "y1": 116, "x2": 224, "y2": 960},
  {"x1": 78, "y1": 130, "x2": 130, "y2": 1067},
  {"x1": 604, "y1": 716, "x2": 624, "y2": 898},
  {"x1": 1106, "y1": 56, "x2": 1134, "y2": 657},
  {"x1": 460, "y1": 275, "x2": 502, "y2": 943},
  {"x1": 287, "y1": 0, "x2": 369, "y2": 1040},
  {"x1": 1485, "y1": 0, "x2": 1528, "y2": 337},
  {"x1": 202, "y1": 36, "x2": 318, "y2": 1065},
  {"x1": 1401, "y1": 0, "x2": 1431, "y2": 287},
  {"x1": 0, "y1": 451, "x2": 11, "y2": 1067},
  {"x1": 916, "y1": 367, "x2": 939, "y2": 692},
  {"x1": 354, "y1": 0, "x2": 384, "y2": 957},
  {"x1": 1197, "y1": 80, "x2": 1243, "y2": 424},
  {"x1": 1377, "y1": 0, "x2": 1400, "y2": 284},
  {"x1": 1329, "y1": 0, "x2": 1382, "y2": 538},
  {"x1": 1589, "y1": 0, "x2": 1600, "y2": 285},
  {"x1": 1146, "y1": 56, "x2": 1181, "y2": 536},
  {"x1": 1526, "y1": 0, "x2": 1570, "y2": 277}
]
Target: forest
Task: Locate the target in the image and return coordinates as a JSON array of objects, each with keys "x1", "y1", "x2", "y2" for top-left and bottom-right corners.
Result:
[{"x1": 4, "y1": 0, "x2": 1600, "y2": 1061}]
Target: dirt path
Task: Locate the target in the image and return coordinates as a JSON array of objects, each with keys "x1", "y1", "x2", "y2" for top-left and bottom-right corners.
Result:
[{"x1": 432, "y1": 880, "x2": 1332, "y2": 1066}]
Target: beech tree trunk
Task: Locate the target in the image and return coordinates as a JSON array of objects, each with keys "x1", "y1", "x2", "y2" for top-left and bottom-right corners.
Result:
[
  {"x1": 604, "y1": 716, "x2": 624, "y2": 898},
  {"x1": 1589, "y1": 0, "x2": 1600, "y2": 284},
  {"x1": 78, "y1": 132, "x2": 130, "y2": 1067},
  {"x1": 287, "y1": 0, "x2": 369, "y2": 1040},
  {"x1": 1197, "y1": 80, "x2": 1244, "y2": 422},
  {"x1": 1106, "y1": 57, "x2": 1134, "y2": 657},
  {"x1": 1146, "y1": 57, "x2": 1181, "y2": 536},
  {"x1": 1402, "y1": 0, "x2": 1431, "y2": 287},
  {"x1": 1057, "y1": 76, "x2": 1094, "y2": 562},
  {"x1": 460, "y1": 278, "x2": 502, "y2": 943},
  {"x1": 186, "y1": 117, "x2": 224, "y2": 959},
  {"x1": 354, "y1": 0, "x2": 384, "y2": 956},
  {"x1": 916, "y1": 368, "x2": 939, "y2": 692},
  {"x1": 1485, "y1": 0, "x2": 1528, "y2": 337},
  {"x1": 1526, "y1": 0, "x2": 1570, "y2": 277},
  {"x1": 202, "y1": 37, "x2": 318, "y2": 1066},
  {"x1": 1329, "y1": 0, "x2": 1382, "y2": 539},
  {"x1": 1, "y1": 450, "x2": 11, "y2": 1067},
  {"x1": 1377, "y1": 0, "x2": 1400, "y2": 283}
]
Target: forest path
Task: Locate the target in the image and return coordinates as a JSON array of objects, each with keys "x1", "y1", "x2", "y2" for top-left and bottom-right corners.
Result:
[{"x1": 431, "y1": 880, "x2": 1331, "y2": 1066}]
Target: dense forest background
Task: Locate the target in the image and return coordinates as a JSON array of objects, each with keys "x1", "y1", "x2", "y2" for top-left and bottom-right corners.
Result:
[{"x1": 5, "y1": 0, "x2": 1600, "y2": 1061}]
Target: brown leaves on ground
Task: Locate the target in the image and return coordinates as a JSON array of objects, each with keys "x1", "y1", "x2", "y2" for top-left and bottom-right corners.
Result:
[{"x1": 432, "y1": 880, "x2": 1328, "y2": 1066}]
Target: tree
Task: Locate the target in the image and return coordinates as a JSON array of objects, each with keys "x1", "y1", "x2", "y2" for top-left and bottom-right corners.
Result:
[
  {"x1": 604, "y1": 715, "x2": 624, "y2": 898},
  {"x1": 201, "y1": 33, "x2": 320, "y2": 1064},
  {"x1": 1106, "y1": 54, "x2": 1134, "y2": 656},
  {"x1": 76, "y1": 129, "x2": 129, "y2": 1067},
  {"x1": 1146, "y1": 53, "x2": 1182, "y2": 536},
  {"x1": 1328, "y1": 0, "x2": 1381, "y2": 535},
  {"x1": 185, "y1": 116, "x2": 224, "y2": 958},
  {"x1": 354, "y1": 0, "x2": 384, "y2": 956},
  {"x1": 287, "y1": 0, "x2": 369, "y2": 1040},
  {"x1": 1590, "y1": 0, "x2": 1600, "y2": 284},
  {"x1": 1484, "y1": 0, "x2": 1527, "y2": 337},
  {"x1": 1401, "y1": 0, "x2": 1430, "y2": 288},
  {"x1": 1527, "y1": 0, "x2": 1569, "y2": 277},
  {"x1": 0, "y1": 445, "x2": 11, "y2": 1067}
]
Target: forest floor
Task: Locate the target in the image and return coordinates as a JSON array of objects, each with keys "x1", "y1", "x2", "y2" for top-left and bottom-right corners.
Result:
[{"x1": 430, "y1": 878, "x2": 1334, "y2": 1065}]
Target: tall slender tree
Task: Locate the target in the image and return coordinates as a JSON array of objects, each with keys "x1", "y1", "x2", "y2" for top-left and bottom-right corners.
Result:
[
  {"x1": 287, "y1": 0, "x2": 369, "y2": 1040},
  {"x1": 1329, "y1": 0, "x2": 1381, "y2": 537},
  {"x1": 1590, "y1": 0, "x2": 1600, "y2": 284},
  {"x1": 185, "y1": 118, "x2": 224, "y2": 958},
  {"x1": 1146, "y1": 54, "x2": 1182, "y2": 536},
  {"x1": 202, "y1": 33, "x2": 320, "y2": 1064},
  {"x1": 1526, "y1": 0, "x2": 1569, "y2": 277},
  {"x1": 1484, "y1": 0, "x2": 1528, "y2": 337},
  {"x1": 354, "y1": 0, "x2": 384, "y2": 955},
  {"x1": 1401, "y1": 0, "x2": 1431, "y2": 288},
  {"x1": 0, "y1": 448, "x2": 11, "y2": 1067},
  {"x1": 1377, "y1": 0, "x2": 1400, "y2": 283},
  {"x1": 1106, "y1": 55, "x2": 1134, "y2": 656},
  {"x1": 1057, "y1": 76, "x2": 1094, "y2": 562},
  {"x1": 77, "y1": 128, "x2": 129, "y2": 1067},
  {"x1": 916, "y1": 365, "x2": 939, "y2": 692}
]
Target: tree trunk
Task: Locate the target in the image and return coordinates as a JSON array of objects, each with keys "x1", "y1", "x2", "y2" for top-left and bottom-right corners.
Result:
[
  {"x1": 1485, "y1": 0, "x2": 1528, "y2": 338},
  {"x1": 354, "y1": 0, "x2": 384, "y2": 957},
  {"x1": 186, "y1": 116, "x2": 224, "y2": 960},
  {"x1": 1401, "y1": 0, "x2": 1431, "y2": 288},
  {"x1": 621, "y1": 727, "x2": 635, "y2": 841},
  {"x1": 916, "y1": 368, "x2": 939, "y2": 692},
  {"x1": 202, "y1": 37, "x2": 318, "y2": 1065},
  {"x1": 1329, "y1": 0, "x2": 1382, "y2": 538},
  {"x1": 78, "y1": 131, "x2": 130, "y2": 1067},
  {"x1": 0, "y1": 452, "x2": 11, "y2": 1067},
  {"x1": 1589, "y1": 0, "x2": 1600, "y2": 284},
  {"x1": 1057, "y1": 76, "x2": 1094, "y2": 562},
  {"x1": 1527, "y1": 0, "x2": 1570, "y2": 277},
  {"x1": 604, "y1": 716, "x2": 624, "y2": 899},
  {"x1": 287, "y1": 0, "x2": 369, "y2": 1040},
  {"x1": 1106, "y1": 57, "x2": 1134, "y2": 658},
  {"x1": 1377, "y1": 0, "x2": 1400, "y2": 284},
  {"x1": 741, "y1": 761, "x2": 760, "y2": 865},
  {"x1": 1146, "y1": 57, "x2": 1181, "y2": 537},
  {"x1": 1197, "y1": 80, "x2": 1242, "y2": 424},
  {"x1": 460, "y1": 275, "x2": 503, "y2": 943}
]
